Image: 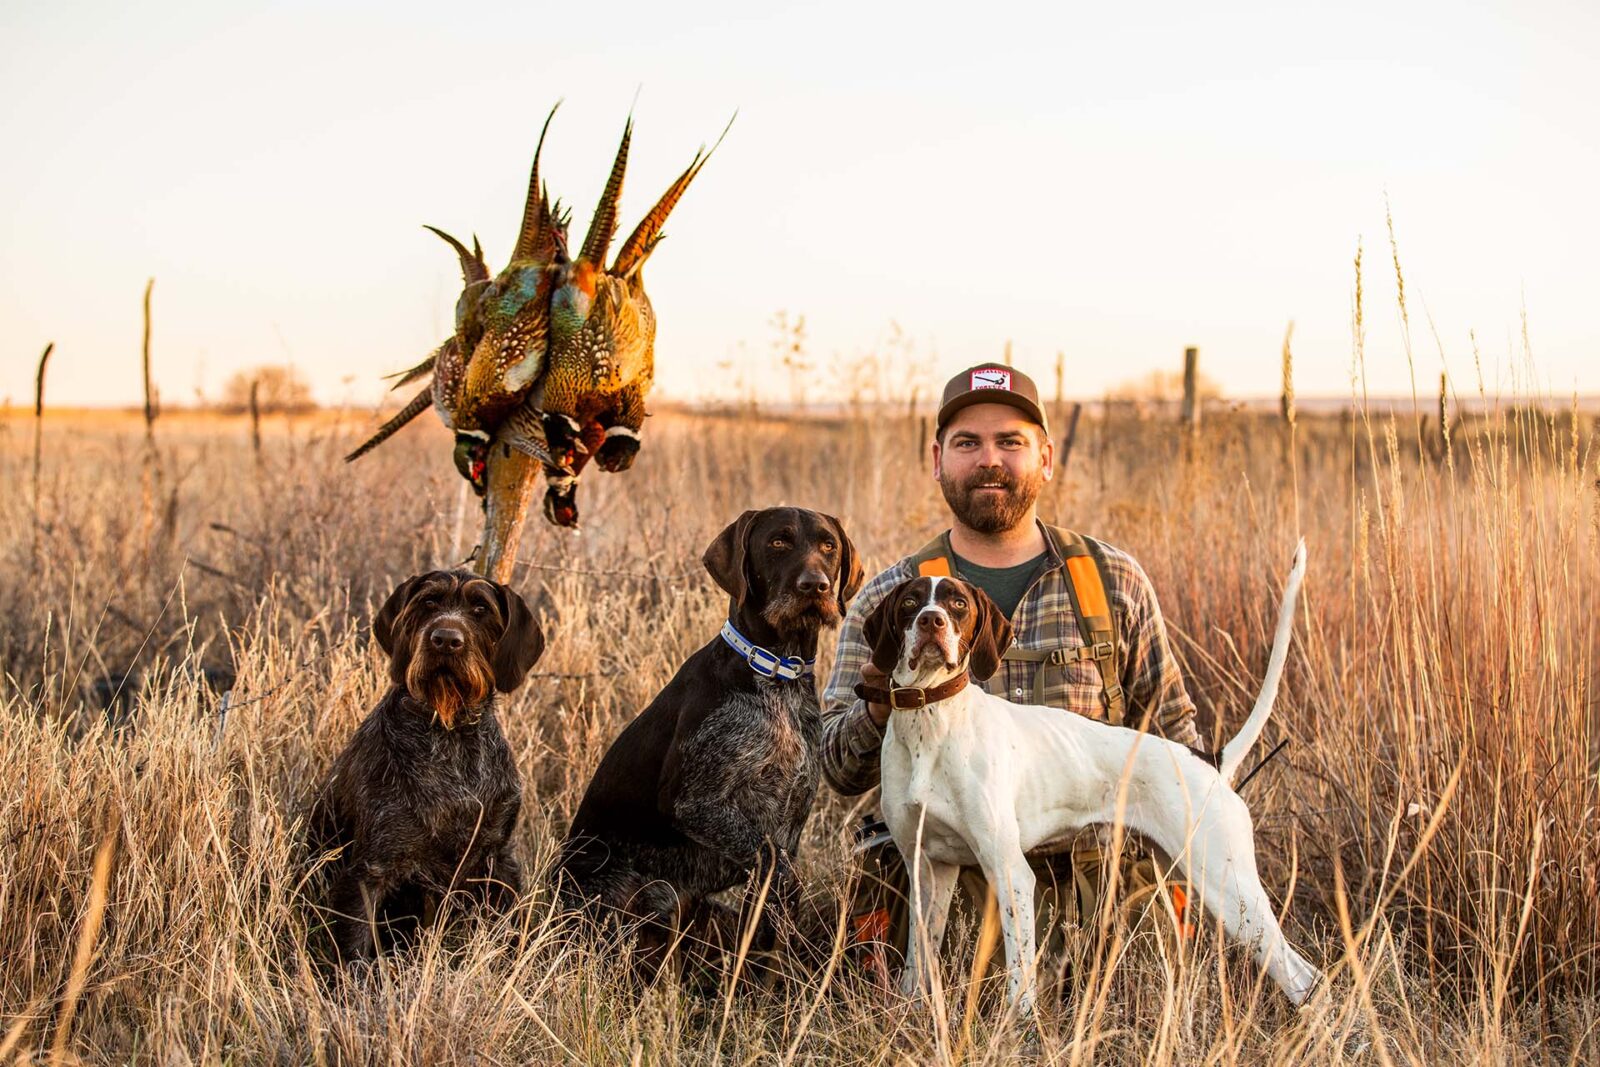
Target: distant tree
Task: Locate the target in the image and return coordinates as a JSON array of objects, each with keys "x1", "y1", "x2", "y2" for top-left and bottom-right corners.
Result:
[
  {"x1": 771, "y1": 310, "x2": 811, "y2": 408},
  {"x1": 218, "y1": 365, "x2": 316, "y2": 414}
]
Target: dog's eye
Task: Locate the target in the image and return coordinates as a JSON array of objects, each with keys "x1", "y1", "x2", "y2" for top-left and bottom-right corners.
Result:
[
  {"x1": 472, "y1": 604, "x2": 487, "y2": 615},
  {"x1": 951, "y1": 597, "x2": 969, "y2": 611},
  {"x1": 770, "y1": 538, "x2": 790, "y2": 550},
  {"x1": 901, "y1": 597, "x2": 917, "y2": 610},
  {"x1": 421, "y1": 597, "x2": 439, "y2": 610}
]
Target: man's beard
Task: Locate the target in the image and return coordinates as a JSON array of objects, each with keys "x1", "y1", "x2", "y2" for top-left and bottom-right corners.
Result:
[{"x1": 939, "y1": 465, "x2": 1043, "y2": 534}]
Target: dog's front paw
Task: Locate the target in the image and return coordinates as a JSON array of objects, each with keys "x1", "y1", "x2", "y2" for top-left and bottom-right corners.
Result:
[
  {"x1": 1317, "y1": 1011, "x2": 1372, "y2": 1058},
  {"x1": 898, "y1": 959, "x2": 946, "y2": 1006},
  {"x1": 897, "y1": 964, "x2": 922, "y2": 999},
  {"x1": 596, "y1": 427, "x2": 640, "y2": 472},
  {"x1": 777, "y1": 859, "x2": 806, "y2": 927},
  {"x1": 771, "y1": 845, "x2": 796, "y2": 883},
  {"x1": 1015, "y1": 1021, "x2": 1044, "y2": 1059}
]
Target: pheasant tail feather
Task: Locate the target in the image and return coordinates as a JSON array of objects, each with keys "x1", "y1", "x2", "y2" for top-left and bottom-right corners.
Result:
[
  {"x1": 345, "y1": 384, "x2": 434, "y2": 462},
  {"x1": 610, "y1": 112, "x2": 733, "y2": 279},
  {"x1": 512, "y1": 102, "x2": 562, "y2": 263}
]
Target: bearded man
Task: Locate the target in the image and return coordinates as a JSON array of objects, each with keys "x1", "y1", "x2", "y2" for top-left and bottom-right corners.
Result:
[{"x1": 820, "y1": 362, "x2": 1204, "y2": 990}]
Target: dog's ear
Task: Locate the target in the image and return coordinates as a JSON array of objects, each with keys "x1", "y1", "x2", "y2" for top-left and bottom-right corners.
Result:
[
  {"x1": 491, "y1": 582, "x2": 545, "y2": 693},
  {"x1": 374, "y1": 574, "x2": 427, "y2": 683},
  {"x1": 823, "y1": 512, "x2": 865, "y2": 614},
  {"x1": 702, "y1": 510, "x2": 760, "y2": 606},
  {"x1": 375, "y1": 575, "x2": 425, "y2": 657},
  {"x1": 862, "y1": 580, "x2": 914, "y2": 674},
  {"x1": 963, "y1": 583, "x2": 1014, "y2": 682}
]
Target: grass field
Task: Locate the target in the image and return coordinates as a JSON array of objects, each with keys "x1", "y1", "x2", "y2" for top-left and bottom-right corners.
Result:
[{"x1": 2, "y1": 372, "x2": 1597, "y2": 1062}]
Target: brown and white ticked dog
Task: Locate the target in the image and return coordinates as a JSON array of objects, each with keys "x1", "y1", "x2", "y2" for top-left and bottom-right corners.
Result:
[{"x1": 860, "y1": 542, "x2": 1318, "y2": 1019}]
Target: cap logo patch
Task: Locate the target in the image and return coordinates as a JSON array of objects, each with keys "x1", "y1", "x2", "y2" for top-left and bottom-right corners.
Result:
[{"x1": 971, "y1": 369, "x2": 1012, "y2": 391}]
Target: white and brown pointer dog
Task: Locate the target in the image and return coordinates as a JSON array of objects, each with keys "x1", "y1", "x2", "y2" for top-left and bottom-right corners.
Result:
[{"x1": 858, "y1": 541, "x2": 1314, "y2": 1016}]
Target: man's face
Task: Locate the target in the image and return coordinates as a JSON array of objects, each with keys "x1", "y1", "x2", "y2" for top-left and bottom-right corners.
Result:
[{"x1": 933, "y1": 404, "x2": 1053, "y2": 534}]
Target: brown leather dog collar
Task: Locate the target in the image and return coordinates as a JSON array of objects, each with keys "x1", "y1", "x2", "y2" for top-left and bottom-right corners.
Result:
[{"x1": 854, "y1": 672, "x2": 970, "y2": 711}]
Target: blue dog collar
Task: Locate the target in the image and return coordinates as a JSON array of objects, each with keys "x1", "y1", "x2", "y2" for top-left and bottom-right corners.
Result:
[{"x1": 719, "y1": 620, "x2": 814, "y2": 681}]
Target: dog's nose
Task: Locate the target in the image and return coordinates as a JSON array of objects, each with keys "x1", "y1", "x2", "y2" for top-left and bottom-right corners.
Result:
[
  {"x1": 916, "y1": 611, "x2": 946, "y2": 632},
  {"x1": 429, "y1": 626, "x2": 466, "y2": 653},
  {"x1": 797, "y1": 571, "x2": 832, "y2": 595}
]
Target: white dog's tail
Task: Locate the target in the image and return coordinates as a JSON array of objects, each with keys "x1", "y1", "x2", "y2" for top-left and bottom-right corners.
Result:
[{"x1": 1218, "y1": 539, "x2": 1307, "y2": 787}]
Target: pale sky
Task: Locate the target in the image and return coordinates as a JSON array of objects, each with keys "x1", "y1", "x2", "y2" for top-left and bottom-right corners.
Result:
[{"x1": 3, "y1": 0, "x2": 1596, "y2": 410}]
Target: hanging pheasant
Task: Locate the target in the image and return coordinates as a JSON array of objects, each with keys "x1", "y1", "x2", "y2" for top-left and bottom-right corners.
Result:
[
  {"x1": 345, "y1": 104, "x2": 566, "y2": 478},
  {"x1": 346, "y1": 103, "x2": 727, "y2": 565},
  {"x1": 529, "y1": 114, "x2": 728, "y2": 526}
]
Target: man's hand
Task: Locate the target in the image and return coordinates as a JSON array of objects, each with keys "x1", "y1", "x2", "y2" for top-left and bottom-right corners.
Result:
[{"x1": 862, "y1": 663, "x2": 892, "y2": 728}]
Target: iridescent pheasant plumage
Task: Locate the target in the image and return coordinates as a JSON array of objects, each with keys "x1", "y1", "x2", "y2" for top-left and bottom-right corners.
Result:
[
  {"x1": 535, "y1": 114, "x2": 730, "y2": 525},
  {"x1": 447, "y1": 104, "x2": 567, "y2": 467},
  {"x1": 346, "y1": 104, "x2": 566, "y2": 479},
  {"x1": 346, "y1": 103, "x2": 727, "y2": 548}
]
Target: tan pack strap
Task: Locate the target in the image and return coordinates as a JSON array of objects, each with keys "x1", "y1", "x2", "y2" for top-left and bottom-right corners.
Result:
[
  {"x1": 1004, "y1": 644, "x2": 1114, "y2": 666},
  {"x1": 1001, "y1": 643, "x2": 1113, "y2": 705},
  {"x1": 1050, "y1": 528, "x2": 1127, "y2": 725}
]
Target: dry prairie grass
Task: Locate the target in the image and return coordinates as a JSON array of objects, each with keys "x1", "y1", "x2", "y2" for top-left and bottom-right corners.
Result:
[{"x1": 1, "y1": 382, "x2": 1597, "y2": 1064}]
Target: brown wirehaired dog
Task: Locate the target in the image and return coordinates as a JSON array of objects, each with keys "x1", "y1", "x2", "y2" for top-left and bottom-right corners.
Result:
[{"x1": 307, "y1": 569, "x2": 545, "y2": 963}]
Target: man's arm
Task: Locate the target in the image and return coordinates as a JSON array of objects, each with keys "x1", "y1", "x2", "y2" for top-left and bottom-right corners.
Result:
[
  {"x1": 1112, "y1": 552, "x2": 1202, "y2": 749},
  {"x1": 819, "y1": 562, "x2": 909, "y2": 795}
]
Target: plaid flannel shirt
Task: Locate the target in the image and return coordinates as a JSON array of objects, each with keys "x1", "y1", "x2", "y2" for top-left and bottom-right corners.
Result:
[{"x1": 821, "y1": 525, "x2": 1202, "y2": 796}]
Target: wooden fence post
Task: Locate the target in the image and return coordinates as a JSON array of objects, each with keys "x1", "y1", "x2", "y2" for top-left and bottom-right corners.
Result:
[
  {"x1": 1181, "y1": 346, "x2": 1200, "y2": 435},
  {"x1": 32, "y1": 342, "x2": 53, "y2": 563},
  {"x1": 138, "y1": 278, "x2": 163, "y2": 550},
  {"x1": 1059, "y1": 401, "x2": 1082, "y2": 475},
  {"x1": 1054, "y1": 351, "x2": 1064, "y2": 428},
  {"x1": 249, "y1": 378, "x2": 262, "y2": 458},
  {"x1": 142, "y1": 278, "x2": 157, "y2": 440}
]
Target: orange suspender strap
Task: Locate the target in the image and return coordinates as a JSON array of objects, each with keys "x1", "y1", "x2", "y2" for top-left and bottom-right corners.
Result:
[
  {"x1": 1048, "y1": 527, "x2": 1127, "y2": 725},
  {"x1": 908, "y1": 532, "x2": 955, "y2": 577}
]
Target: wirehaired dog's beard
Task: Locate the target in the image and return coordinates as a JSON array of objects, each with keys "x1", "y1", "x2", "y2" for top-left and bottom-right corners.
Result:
[
  {"x1": 939, "y1": 466, "x2": 1043, "y2": 534},
  {"x1": 762, "y1": 592, "x2": 841, "y2": 643},
  {"x1": 405, "y1": 652, "x2": 494, "y2": 729}
]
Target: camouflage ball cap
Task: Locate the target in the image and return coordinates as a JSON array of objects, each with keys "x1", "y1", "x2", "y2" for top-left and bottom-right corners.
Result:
[{"x1": 937, "y1": 363, "x2": 1050, "y2": 437}]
